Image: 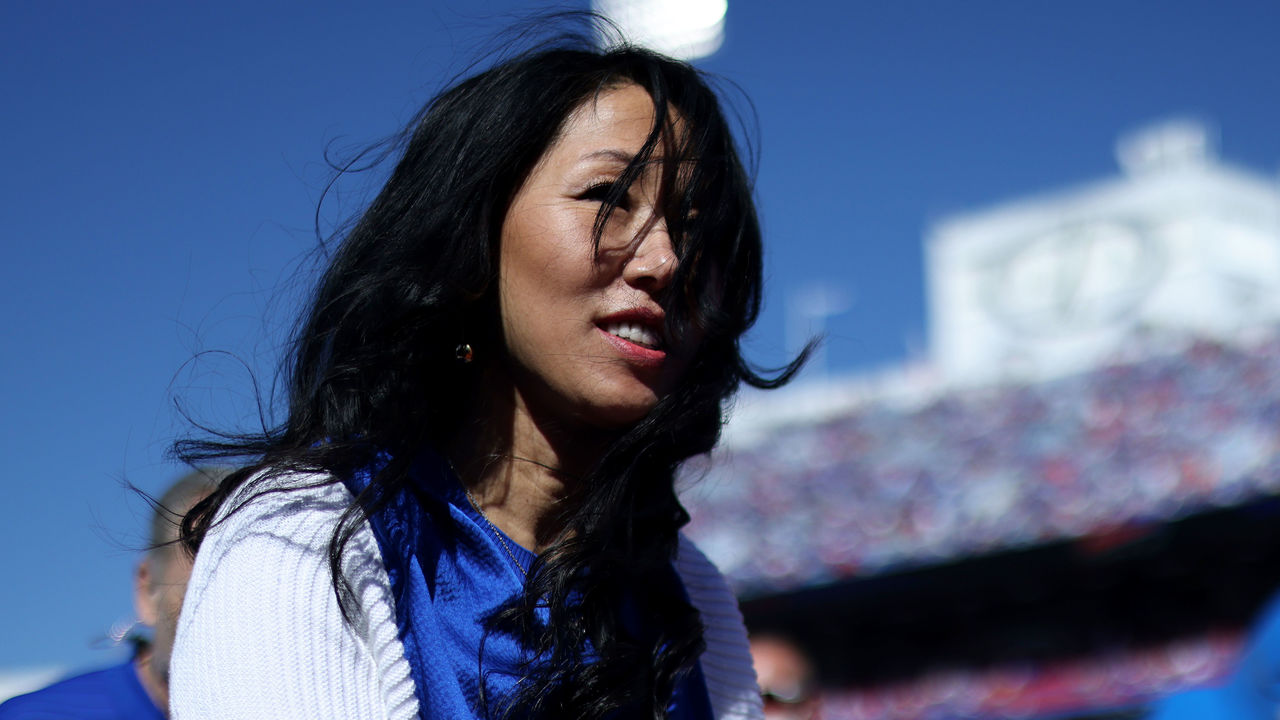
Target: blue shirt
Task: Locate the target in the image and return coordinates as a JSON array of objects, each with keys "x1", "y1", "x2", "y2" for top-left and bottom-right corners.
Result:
[
  {"x1": 0, "y1": 660, "x2": 164, "y2": 720},
  {"x1": 348, "y1": 449, "x2": 713, "y2": 719}
]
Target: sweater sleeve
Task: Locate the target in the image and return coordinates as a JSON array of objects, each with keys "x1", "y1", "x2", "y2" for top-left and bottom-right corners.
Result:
[
  {"x1": 676, "y1": 535, "x2": 764, "y2": 720},
  {"x1": 170, "y1": 476, "x2": 418, "y2": 720}
]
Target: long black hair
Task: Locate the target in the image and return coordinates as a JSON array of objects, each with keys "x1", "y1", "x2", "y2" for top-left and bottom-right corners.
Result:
[{"x1": 179, "y1": 20, "x2": 806, "y2": 720}]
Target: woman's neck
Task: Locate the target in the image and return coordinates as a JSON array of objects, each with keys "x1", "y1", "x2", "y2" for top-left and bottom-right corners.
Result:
[{"x1": 449, "y1": 378, "x2": 610, "y2": 553}]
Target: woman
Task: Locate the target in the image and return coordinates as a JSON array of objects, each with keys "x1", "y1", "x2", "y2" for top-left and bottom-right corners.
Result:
[{"x1": 172, "y1": 31, "x2": 803, "y2": 720}]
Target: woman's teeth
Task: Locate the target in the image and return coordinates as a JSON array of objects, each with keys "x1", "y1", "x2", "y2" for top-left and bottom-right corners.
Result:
[{"x1": 604, "y1": 322, "x2": 660, "y2": 349}]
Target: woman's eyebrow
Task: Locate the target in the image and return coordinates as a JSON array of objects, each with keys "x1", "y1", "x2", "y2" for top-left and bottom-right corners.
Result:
[
  {"x1": 580, "y1": 149, "x2": 672, "y2": 176},
  {"x1": 580, "y1": 148, "x2": 635, "y2": 165}
]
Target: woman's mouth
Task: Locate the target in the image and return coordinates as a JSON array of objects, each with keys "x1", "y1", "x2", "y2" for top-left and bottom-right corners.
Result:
[
  {"x1": 601, "y1": 321, "x2": 662, "y2": 350},
  {"x1": 596, "y1": 312, "x2": 668, "y2": 368}
]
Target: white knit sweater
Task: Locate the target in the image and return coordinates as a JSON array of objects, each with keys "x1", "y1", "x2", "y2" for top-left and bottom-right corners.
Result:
[{"x1": 171, "y1": 475, "x2": 763, "y2": 719}]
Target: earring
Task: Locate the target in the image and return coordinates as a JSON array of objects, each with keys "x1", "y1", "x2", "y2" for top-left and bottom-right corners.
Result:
[{"x1": 455, "y1": 343, "x2": 474, "y2": 364}]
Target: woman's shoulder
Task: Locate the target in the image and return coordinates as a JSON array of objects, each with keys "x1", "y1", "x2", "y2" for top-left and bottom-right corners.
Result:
[
  {"x1": 191, "y1": 468, "x2": 390, "y2": 625},
  {"x1": 202, "y1": 469, "x2": 353, "y2": 548},
  {"x1": 174, "y1": 467, "x2": 418, "y2": 720},
  {"x1": 674, "y1": 535, "x2": 728, "y2": 589},
  {"x1": 186, "y1": 467, "x2": 371, "y2": 616},
  {"x1": 674, "y1": 535, "x2": 745, "y2": 632},
  {"x1": 675, "y1": 535, "x2": 764, "y2": 720}
]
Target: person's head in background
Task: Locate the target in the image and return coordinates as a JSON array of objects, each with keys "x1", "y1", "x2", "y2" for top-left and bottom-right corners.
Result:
[
  {"x1": 133, "y1": 468, "x2": 222, "y2": 714},
  {"x1": 751, "y1": 634, "x2": 821, "y2": 720}
]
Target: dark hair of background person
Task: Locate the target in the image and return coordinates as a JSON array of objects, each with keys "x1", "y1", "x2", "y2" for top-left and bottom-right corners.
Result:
[{"x1": 176, "y1": 15, "x2": 810, "y2": 720}]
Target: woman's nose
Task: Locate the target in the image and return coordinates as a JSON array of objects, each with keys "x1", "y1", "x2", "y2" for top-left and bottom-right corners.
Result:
[{"x1": 622, "y1": 217, "x2": 679, "y2": 292}]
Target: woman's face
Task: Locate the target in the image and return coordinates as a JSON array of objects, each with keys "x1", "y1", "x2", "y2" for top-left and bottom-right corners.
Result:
[{"x1": 498, "y1": 83, "x2": 690, "y2": 429}]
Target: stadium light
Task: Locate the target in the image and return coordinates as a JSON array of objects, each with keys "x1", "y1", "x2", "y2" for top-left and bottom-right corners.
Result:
[{"x1": 592, "y1": 0, "x2": 728, "y2": 61}]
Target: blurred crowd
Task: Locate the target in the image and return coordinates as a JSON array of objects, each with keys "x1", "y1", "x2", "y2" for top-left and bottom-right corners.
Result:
[
  {"x1": 818, "y1": 632, "x2": 1240, "y2": 720},
  {"x1": 683, "y1": 332, "x2": 1280, "y2": 595}
]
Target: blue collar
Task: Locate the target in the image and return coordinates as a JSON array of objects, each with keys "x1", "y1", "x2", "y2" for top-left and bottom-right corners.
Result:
[{"x1": 345, "y1": 449, "x2": 713, "y2": 719}]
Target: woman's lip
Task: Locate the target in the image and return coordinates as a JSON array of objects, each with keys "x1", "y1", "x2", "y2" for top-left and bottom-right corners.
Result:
[
  {"x1": 597, "y1": 326, "x2": 667, "y2": 368},
  {"x1": 597, "y1": 307, "x2": 665, "y2": 326}
]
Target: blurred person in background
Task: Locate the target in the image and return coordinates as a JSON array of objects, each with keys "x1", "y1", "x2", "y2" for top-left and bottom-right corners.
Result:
[
  {"x1": 751, "y1": 635, "x2": 821, "y2": 720},
  {"x1": 0, "y1": 469, "x2": 221, "y2": 719},
  {"x1": 1147, "y1": 589, "x2": 1280, "y2": 719}
]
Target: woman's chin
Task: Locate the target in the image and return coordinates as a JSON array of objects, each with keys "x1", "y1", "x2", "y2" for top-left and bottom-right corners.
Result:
[{"x1": 576, "y1": 391, "x2": 663, "y2": 430}]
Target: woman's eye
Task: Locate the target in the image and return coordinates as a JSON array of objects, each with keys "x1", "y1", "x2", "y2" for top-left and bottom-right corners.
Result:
[{"x1": 581, "y1": 182, "x2": 631, "y2": 210}]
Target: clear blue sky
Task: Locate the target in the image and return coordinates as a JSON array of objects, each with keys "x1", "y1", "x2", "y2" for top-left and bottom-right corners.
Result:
[{"x1": 2, "y1": 0, "x2": 1279, "y2": 673}]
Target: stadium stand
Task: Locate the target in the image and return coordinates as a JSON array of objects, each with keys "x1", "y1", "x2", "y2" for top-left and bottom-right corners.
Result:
[{"x1": 682, "y1": 329, "x2": 1280, "y2": 719}]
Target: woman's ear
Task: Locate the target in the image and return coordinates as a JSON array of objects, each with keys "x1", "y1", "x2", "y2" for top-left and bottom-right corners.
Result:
[{"x1": 134, "y1": 557, "x2": 158, "y2": 627}]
